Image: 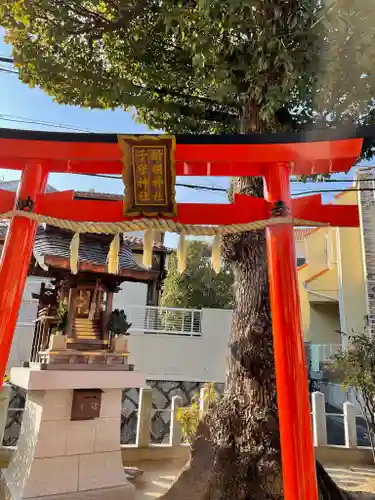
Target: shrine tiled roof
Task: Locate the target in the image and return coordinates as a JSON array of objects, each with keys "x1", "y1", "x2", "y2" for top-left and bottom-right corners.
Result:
[{"x1": 33, "y1": 226, "x2": 144, "y2": 272}]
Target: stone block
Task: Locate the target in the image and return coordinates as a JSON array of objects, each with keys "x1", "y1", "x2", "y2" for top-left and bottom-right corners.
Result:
[
  {"x1": 95, "y1": 418, "x2": 120, "y2": 452},
  {"x1": 0, "y1": 384, "x2": 11, "y2": 445},
  {"x1": 42, "y1": 390, "x2": 72, "y2": 421},
  {"x1": 72, "y1": 355, "x2": 87, "y2": 365},
  {"x1": 66, "y1": 421, "x2": 96, "y2": 456},
  {"x1": 100, "y1": 389, "x2": 122, "y2": 418},
  {"x1": 78, "y1": 451, "x2": 126, "y2": 491},
  {"x1": 48, "y1": 334, "x2": 67, "y2": 351},
  {"x1": 34, "y1": 420, "x2": 67, "y2": 458},
  {"x1": 112, "y1": 337, "x2": 128, "y2": 353},
  {"x1": 21, "y1": 455, "x2": 79, "y2": 498},
  {"x1": 49, "y1": 356, "x2": 70, "y2": 364},
  {"x1": 106, "y1": 356, "x2": 123, "y2": 365},
  {"x1": 10, "y1": 367, "x2": 146, "y2": 390}
]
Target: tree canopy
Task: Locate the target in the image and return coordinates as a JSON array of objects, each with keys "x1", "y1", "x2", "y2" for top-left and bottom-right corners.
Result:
[
  {"x1": 161, "y1": 240, "x2": 233, "y2": 310},
  {"x1": 1, "y1": 1, "x2": 375, "y2": 136}
]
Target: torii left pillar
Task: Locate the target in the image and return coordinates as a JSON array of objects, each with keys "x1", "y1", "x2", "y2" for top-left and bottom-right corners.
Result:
[{"x1": 0, "y1": 161, "x2": 48, "y2": 384}]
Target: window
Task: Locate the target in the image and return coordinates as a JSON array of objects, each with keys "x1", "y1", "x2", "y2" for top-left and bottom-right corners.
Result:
[
  {"x1": 326, "y1": 229, "x2": 338, "y2": 267},
  {"x1": 297, "y1": 257, "x2": 306, "y2": 267}
]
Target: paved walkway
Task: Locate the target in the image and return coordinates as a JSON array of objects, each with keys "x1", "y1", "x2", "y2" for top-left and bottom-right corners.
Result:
[
  {"x1": 328, "y1": 466, "x2": 375, "y2": 494},
  {"x1": 133, "y1": 461, "x2": 181, "y2": 500},
  {"x1": 132, "y1": 463, "x2": 375, "y2": 499}
]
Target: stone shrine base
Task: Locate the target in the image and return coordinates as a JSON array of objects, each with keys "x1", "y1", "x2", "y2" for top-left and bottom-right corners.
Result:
[{"x1": 2, "y1": 367, "x2": 146, "y2": 500}]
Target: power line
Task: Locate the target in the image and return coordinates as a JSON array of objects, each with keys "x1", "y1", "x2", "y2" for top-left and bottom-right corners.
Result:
[
  {"x1": 0, "y1": 113, "x2": 99, "y2": 133},
  {"x1": 83, "y1": 173, "x2": 375, "y2": 196},
  {"x1": 83, "y1": 173, "x2": 228, "y2": 192},
  {"x1": 290, "y1": 178, "x2": 356, "y2": 183},
  {"x1": 0, "y1": 67, "x2": 17, "y2": 75},
  {"x1": 292, "y1": 187, "x2": 375, "y2": 196}
]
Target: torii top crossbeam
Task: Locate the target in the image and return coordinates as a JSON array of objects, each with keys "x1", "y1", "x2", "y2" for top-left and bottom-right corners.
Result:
[
  {"x1": 0, "y1": 128, "x2": 364, "y2": 229},
  {"x1": 0, "y1": 127, "x2": 362, "y2": 176}
]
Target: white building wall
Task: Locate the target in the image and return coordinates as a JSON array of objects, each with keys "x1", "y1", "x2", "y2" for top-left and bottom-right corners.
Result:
[
  {"x1": 113, "y1": 254, "x2": 149, "y2": 308},
  {"x1": 128, "y1": 309, "x2": 232, "y2": 382},
  {"x1": 113, "y1": 282, "x2": 148, "y2": 309},
  {"x1": 7, "y1": 277, "x2": 52, "y2": 371}
]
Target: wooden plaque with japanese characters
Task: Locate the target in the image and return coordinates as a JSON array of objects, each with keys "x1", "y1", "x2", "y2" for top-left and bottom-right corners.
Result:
[{"x1": 119, "y1": 135, "x2": 177, "y2": 218}]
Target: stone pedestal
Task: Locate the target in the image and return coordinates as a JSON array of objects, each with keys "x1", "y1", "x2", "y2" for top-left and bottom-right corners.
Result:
[
  {"x1": 0, "y1": 383, "x2": 11, "y2": 445},
  {"x1": 2, "y1": 367, "x2": 146, "y2": 500}
]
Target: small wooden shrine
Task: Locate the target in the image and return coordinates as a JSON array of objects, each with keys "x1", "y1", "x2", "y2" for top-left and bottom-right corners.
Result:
[{"x1": 0, "y1": 197, "x2": 168, "y2": 370}]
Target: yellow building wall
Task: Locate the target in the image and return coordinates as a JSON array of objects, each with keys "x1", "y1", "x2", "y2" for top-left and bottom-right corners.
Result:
[
  {"x1": 308, "y1": 303, "x2": 341, "y2": 344},
  {"x1": 304, "y1": 227, "x2": 330, "y2": 276},
  {"x1": 335, "y1": 191, "x2": 367, "y2": 346},
  {"x1": 298, "y1": 264, "x2": 311, "y2": 335},
  {"x1": 298, "y1": 190, "x2": 367, "y2": 347},
  {"x1": 298, "y1": 226, "x2": 340, "y2": 344}
]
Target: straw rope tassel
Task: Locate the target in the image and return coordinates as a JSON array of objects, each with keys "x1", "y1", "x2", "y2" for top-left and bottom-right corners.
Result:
[
  {"x1": 211, "y1": 234, "x2": 222, "y2": 274},
  {"x1": 177, "y1": 232, "x2": 187, "y2": 274},
  {"x1": 70, "y1": 232, "x2": 80, "y2": 275},
  {"x1": 108, "y1": 233, "x2": 120, "y2": 274},
  {"x1": 143, "y1": 229, "x2": 153, "y2": 268}
]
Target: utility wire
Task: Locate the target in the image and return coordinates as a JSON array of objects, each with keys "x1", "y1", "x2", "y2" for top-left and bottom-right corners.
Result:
[
  {"x1": 83, "y1": 173, "x2": 375, "y2": 196},
  {"x1": 0, "y1": 68, "x2": 18, "y2": 75},
  {"x1": 82, "y1": 173, "x2": 228, "y2": 192},
  {"x1": 292, "y1": 187, "x2": 375, "y2": 197},
  {"x1": 0, "y1": 113, "x2": 99, "y2": 133}
]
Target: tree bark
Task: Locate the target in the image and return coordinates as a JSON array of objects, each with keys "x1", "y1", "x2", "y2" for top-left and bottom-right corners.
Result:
[{"x1": 159, "y1": 105, "x2": 364, "y2": 500}]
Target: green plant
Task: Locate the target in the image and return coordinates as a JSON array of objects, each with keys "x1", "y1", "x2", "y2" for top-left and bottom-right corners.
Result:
[
  {"x1": 177, "y1": 383, "x2": 217, "y2": 443},
  {"x1": 52, "y1": 298, "x2": 68, "y2": 335},
  {"x1": 331, "y1": 333, "x2": 375, "y2": 463},
  {"x1": 161, "y1": 241, "x2": 233, "y2": 310},
  {"x1": 108, "y1": 309, "x2": 132, "y2": 337}
]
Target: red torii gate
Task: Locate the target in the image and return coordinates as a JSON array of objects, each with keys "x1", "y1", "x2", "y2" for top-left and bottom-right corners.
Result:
[{"x1": 0, "y1": 128, "x2": 363, "y2": 500}]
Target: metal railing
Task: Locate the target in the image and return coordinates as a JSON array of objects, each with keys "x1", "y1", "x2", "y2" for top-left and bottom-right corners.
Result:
[
  {"x1": 3, "y1": 387, "x2": 373, "y2": 450},
  {"x1": 310, "y1": 344, "x2": 341, "y2": 371},
  {"x1": 124, "y1": 305, "x2": 202, "y2": 336},
  {"x1": 30, "y1": 308, "x2": 58, "y2": 362}
]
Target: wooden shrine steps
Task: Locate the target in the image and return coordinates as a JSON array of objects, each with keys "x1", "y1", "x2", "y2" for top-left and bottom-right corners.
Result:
[{"x1": 69, "y1": 317, "x2": 108, "y2": 350}]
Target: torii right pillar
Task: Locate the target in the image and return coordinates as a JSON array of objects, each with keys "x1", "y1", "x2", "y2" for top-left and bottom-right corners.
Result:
[{"x1": 264, "y1": 162, "x2": 318, "y2": 500}]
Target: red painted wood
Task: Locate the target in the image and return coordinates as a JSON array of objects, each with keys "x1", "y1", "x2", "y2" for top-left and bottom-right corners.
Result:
[
  {"x1": 34, "y1": 191, "x2": 359, "y2": 227},
  {"x1": 265, "y1": 164, "x2": 318, "y2": 500},
  {"x1": 0, "y1": 137, "x2": 362, "y2": 176},
  {"x1": 0, "y1": 162, "x2": 48, "y2": 384},
  {"x1": 0, "y1": 189, "x2": 16, "y2": 213},
  {"x1": 35, "y1": 191, "x2": 270, "y2": 225},
  {"x1": 292, "y1": 195, "x2": 359, "y2": 226}
]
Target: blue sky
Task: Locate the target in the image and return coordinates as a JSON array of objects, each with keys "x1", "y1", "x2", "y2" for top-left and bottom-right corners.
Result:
[{"x1": 0, "y1": 29, "x2": 366, "y2": 246}]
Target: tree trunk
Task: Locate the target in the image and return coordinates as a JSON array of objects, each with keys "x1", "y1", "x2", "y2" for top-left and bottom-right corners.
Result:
[{"x1": 159, "y1": 106, "x2": 363, "y2": 500}]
